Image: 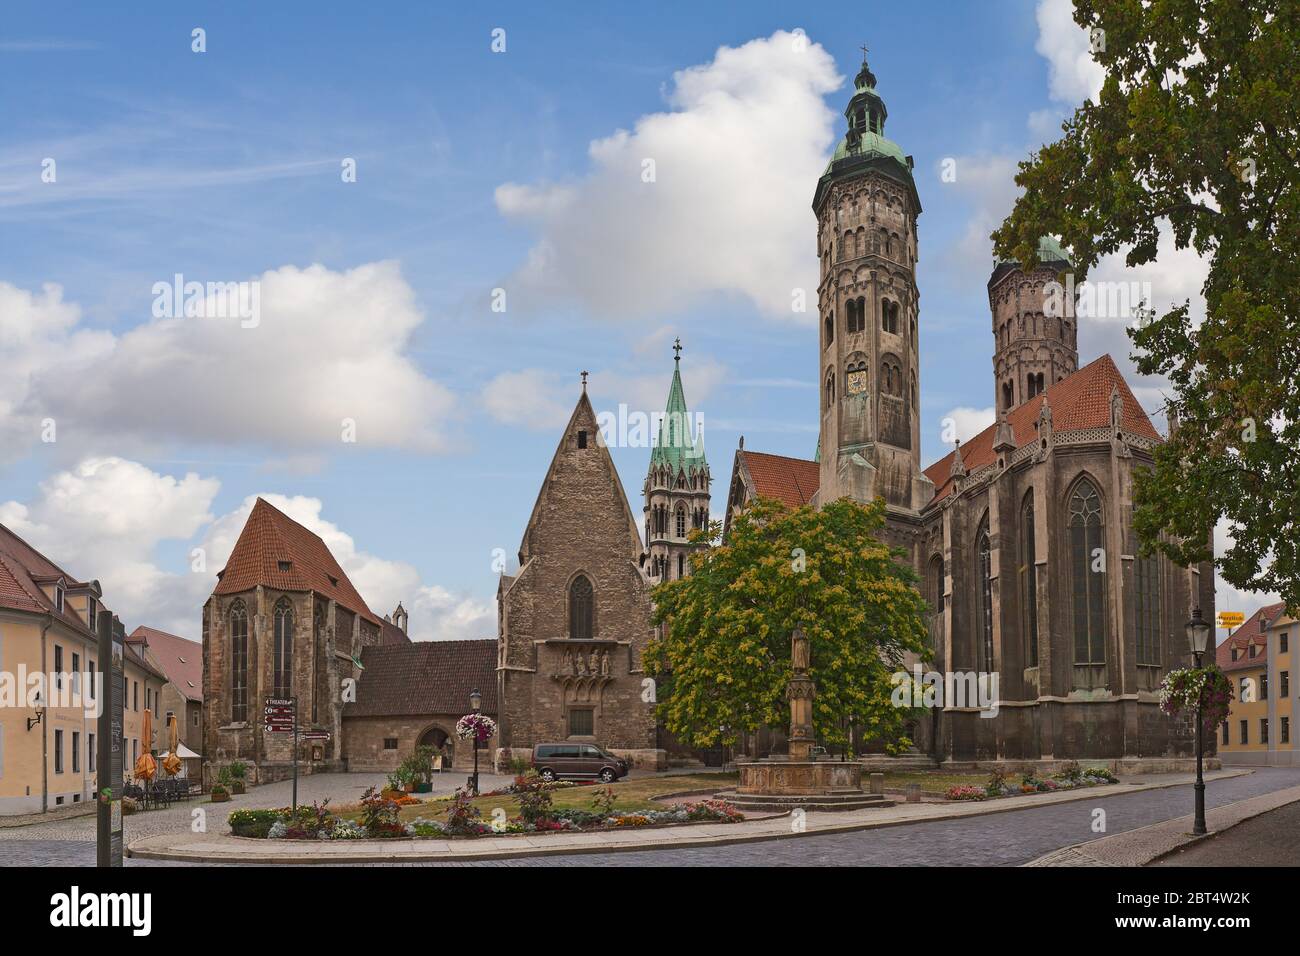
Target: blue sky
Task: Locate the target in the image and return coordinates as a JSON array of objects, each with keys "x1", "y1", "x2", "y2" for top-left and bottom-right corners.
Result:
[{"x1": 1, "y1": 1, "x2": 1255, "y2": 640}]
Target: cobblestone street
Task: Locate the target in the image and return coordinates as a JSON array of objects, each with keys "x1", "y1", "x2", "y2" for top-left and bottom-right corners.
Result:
[{"x1": 2, "y1": 768, "x2": 1297, "y2": 867}]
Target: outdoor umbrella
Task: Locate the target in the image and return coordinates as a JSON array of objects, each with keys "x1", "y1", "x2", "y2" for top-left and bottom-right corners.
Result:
[
  {"x1": 161, "y1": 713, "x2": 182, "y2": 777},
  {"x1": 134, "y1": 707, "x2": 157, "y2": 782}
]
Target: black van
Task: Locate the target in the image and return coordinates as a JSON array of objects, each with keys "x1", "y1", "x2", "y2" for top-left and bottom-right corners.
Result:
[{"x1": 531, "y1": 743, "x2": 629, "y2": 782}]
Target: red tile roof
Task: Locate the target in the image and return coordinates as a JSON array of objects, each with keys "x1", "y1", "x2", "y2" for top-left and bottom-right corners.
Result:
[
  {"x1": 214, "y1": 498, "x2": 381, "y2": 626},
  {"x1": 924, "y1": 354, "x2": 1159, "y2": 502},
  {"x1": 1216, "y1": 602, "x2": 1286, "y2": 671},
  {"x1": 740, "y1": 450, "x2": 820, "y2": 509},
  {"x1": 127, "y1": 625, "x2": 204, "y2": 701},
  {"x1": 344, "y1": 639, "x2": 497, "y2": 718},
  {"x1": 381, "y1": 618, "x2": 412, "y2": 646},
  {"x1": 0, "y1": 524, "x2": 98, "y2": 634}
]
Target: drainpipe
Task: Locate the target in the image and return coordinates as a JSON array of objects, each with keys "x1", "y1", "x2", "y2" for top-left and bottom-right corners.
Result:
[{"x1": 39, "y1": 614, "x2": 52, "y2": 813}]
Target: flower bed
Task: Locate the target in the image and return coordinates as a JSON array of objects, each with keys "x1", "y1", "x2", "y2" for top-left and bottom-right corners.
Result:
[
  {"x1": 228, "y1": 777, "x2": 745, "y2": 841},
  {"x1": 946, "y1": 763, "x2": 1119, "y2": 802}
]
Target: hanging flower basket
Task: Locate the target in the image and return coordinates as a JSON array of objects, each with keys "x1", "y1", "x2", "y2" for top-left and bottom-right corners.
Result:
[
  {"x1": 456, "y1": 713, "x2": 498, "y2": 742},
  {"x1": 1159, "y1": 666, "x2": 1234, "y2": 730}
]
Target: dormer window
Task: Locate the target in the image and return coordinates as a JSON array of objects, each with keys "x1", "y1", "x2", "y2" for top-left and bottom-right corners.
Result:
[
  {"x1": 87, "y1": 597, "x2": 97, "y2": 629},
  {"x1": 278, "y1": 560, "x2": 292, "y2": 572},
  {"x1": 54, "y1": 584, "x2": 65, "y2": 613}
]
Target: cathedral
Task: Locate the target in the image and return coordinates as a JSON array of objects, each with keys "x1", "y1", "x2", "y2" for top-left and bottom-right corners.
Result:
[
  {"x1": 725, "y1": 55, "x2": 1214, "y2": 767},
  {"x1": 201, "y1": 54, "x2": 1215, "y2": 779}
]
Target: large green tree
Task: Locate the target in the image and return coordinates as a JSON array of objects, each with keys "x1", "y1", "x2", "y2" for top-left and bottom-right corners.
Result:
[
  {"x1": 644, "y1": 496, "x2": 930, "y2": 754},
  {"x1": 992, "y1": 0, "x2": 1299, "y2": 609}
]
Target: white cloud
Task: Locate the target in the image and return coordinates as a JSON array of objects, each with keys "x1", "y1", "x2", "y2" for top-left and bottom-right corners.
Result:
[
  {"x1": 1035, "y1": 0, "x2": 1105, "y2": 105},
  {"x1": 0, "y1": 262, "x2": 456, "y2": 464},
  {"x1": 0, "y1": 462, "x2": 493, "y2": 642},
  {"x1": 481, "y1": 358, "x2": 728, "y2": 434},
  {"x1": 940, "y1": 406, "x2": 996, "y2": 445},
  {"x1": 0, "y1": 457, "x2": 220, "y2": 637},
  {"x1": 933, "y1": 154, "x2": 1023, "y2": 283},
  {"x1": 494, "y1": 30, "x2": 841, "y2": 320}
]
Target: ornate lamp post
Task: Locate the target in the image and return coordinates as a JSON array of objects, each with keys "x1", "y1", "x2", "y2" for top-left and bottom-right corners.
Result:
[
  {"x1": 1186, "y1": 606, "x2": 1212, "y2": 835},
  {"x1": 469, "y1": 688, "x2": 482, "y2": 796}
]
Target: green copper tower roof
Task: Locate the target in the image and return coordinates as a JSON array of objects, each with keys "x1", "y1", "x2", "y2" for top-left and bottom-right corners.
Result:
[
  {"x1": 995, "y1": 235, "x2": 1073, "y2": 268},
  {"x1": 813, "y1": 49, "x2": 920, "y2": 216},
  {"x1": 650, "y1": 339, "x2": 707, "y2": 477}
]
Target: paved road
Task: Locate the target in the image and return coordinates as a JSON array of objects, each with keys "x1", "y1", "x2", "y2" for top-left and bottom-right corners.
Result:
[
  {"x1": 1151, "y1": 797, "x2": 1300, "y2": 867},
  {"x1": 3, "y1": 768, "x2": 1298, "y2": 867}
]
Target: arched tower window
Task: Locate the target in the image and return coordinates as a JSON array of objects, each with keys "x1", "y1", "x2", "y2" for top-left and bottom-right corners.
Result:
[
  {"x1": 825, "y1": 370, "x2": 836, "y2": 407},
  {"x1": 230, "y1": 601, "x2": 248, "y2": 724},
  {"x1": 273, "y1": 598, "x2": 293, "y2": 700},
  {"x1": 1069, "y1": 479, "x2": 1106, "y2": 665},
  {"x1": 929, "y1": 556, "x2": 945, "y2": 614},
  {"x1": 846, "y1": 298, "x2": 858, "y2": 334},
  {"x1": 569, "y1": 575, "x2": 594, "y2": 640},
  {"x1": 976, "y1": 520, "x2": 994, "y2": 671},
  {"x1": 675, "y1": 505, "x2": 687, "y2": 538},
  {"x1": 825, "y1": 313, "x2": 834, "y2": 345},
  {"x1": 1020, "y1": 495, "x2": 1039, "y2": 667}
]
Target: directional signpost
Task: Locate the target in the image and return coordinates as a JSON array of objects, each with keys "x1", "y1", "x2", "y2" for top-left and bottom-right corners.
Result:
[{"x1": 264, "y1": 697, "x2": 298, "y2": 811}]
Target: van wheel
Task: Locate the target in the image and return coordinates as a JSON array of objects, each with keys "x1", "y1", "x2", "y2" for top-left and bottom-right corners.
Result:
[
  {"x1": 539, "y1": 768, "x2": 556, "y2": 782},
  {"x1": 599, "y1": 768, "x2": 617, "y2": 783}
]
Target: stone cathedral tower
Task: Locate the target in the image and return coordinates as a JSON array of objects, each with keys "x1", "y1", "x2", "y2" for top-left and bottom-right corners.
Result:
[
  {"x1": 644, "y1": 339, "x2": 710, "y2": 582},
  {"x1": 988, "y1": 236, "x2": 1079, "y2": 412},
  {"x1": 814, "y1": 53, "x2": 932, "y2": 513}
]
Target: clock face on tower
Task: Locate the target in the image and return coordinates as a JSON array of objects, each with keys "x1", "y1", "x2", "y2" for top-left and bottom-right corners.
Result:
[{"x1": 847, "y1": 370, "x2": 868, "y2": 395}]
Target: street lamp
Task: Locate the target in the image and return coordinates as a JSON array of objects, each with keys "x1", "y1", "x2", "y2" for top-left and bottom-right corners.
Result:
[
  {"x1": 1186, "y1": 606, "x2": 1212, "y2": 835},
  {"x1": 469, "y1": 688, "x2": 482, "y2": 796}
]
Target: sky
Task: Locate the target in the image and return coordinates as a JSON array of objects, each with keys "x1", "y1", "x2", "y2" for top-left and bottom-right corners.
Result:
[{"x1": 0, "y1": 0, "x2": 1268, "y2": 643}]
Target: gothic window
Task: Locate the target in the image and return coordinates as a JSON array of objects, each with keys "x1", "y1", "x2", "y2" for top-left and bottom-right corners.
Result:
[
  {"x1": 846, "y1": 298, "x2": 858, "y2": 334},
  {"x1": 1002, "y1": 380, "x2": 1014, "y2": 410},
  {"x1": 312, "y1": 602, "x2": 325, "y2": 723},
  {"x1": 825, "y1": 313, "x2": 834, "y2": 345},
  {"x1": 856, "y1": 296, "x2": 866, "y2": 331},
  {"x1": 1020, "y1": 495, "x2": 1039, "y2": 667},
  {"x1": 1069, "y1": 478, "x2": 1106, "y2": 665},
  {"x1": 881, "y1": 298, "x2": 890, "y2": 332},
  {"x1": 273, "y1": 598, "x2": 293, "y2": 700},
  {"x1": 825, "y1": 370, "x2": 836, "y2": 406},
  {"x1": 675, "y1": 505, "x2": 687, "y2": 538},
  {"x1": 930, "y1": 556, "x2": 945, "y2": 614},
  {"x1": 1135, "y1": 552, "x2": 1161, "y2": 665},
  {"x1": 677, "y1": 554, "x2": 685, "y2": 578},
  {"x1": 230, "y1": 601, "x2": 248, "y2": 724},
  {"x1": 976, "y1": 520, "x2": 994, "y2": 671},
  {"x1": 569, "y1": 575, "x2": 594, "y2": 640}
]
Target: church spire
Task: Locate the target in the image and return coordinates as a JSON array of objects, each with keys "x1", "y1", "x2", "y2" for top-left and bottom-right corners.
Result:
[{"x1": 649, "y1": 339, "x2": 707, "y2": 477}]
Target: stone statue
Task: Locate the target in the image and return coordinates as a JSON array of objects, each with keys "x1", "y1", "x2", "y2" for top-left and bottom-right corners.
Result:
[
  {"x1": 792, "y1": 626, "x2": 810, "y2": 672},
  {"x1": 599, "y1": 650, "x2": 610, "y2": 676},
  {"x1": 577, "y1": 652, "x2": 589, "y2": 677},
  {"x1": 562, "y1": 649, "x2": 574, "y2": 676}
]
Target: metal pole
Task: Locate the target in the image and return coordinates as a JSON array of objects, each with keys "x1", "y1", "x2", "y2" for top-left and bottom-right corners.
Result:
[
  {"x1": 1193, "y1": 649, "x2": 1207, "y2": 835},
  {"x1": 292, "y1": 695, "x2": 299, "y2": 814}
]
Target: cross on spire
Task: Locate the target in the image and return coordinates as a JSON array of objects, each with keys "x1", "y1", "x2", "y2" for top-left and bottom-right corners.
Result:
[
  {"x1": 673, "y1": 337, "x2": 682, "y2": 365},
  {"x1": 859, "y1": 43, "x2": 869, "y2": 63},
  {"x1": 580, "y1": 370, "x2": 588, "y2": 391}
]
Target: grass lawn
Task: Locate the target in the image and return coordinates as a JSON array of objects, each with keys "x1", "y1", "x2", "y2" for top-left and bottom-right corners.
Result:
[
  {"x1": 352, "y1": 773, "x2": 742, "y2": 824},
  {"x1": 881, "y1": 772, "x2": 989, "y2": 793},
  {"x1": 341, "y1": 770, "x2": 991, "y2": 825}
]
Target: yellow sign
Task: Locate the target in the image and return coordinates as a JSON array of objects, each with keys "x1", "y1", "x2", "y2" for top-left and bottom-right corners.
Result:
[{"x1": 1217, "y1": 611, "x2": 1245, "y2": 628}]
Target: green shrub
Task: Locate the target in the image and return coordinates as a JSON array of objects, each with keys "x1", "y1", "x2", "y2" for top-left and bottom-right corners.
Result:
[{"x1": 229, "y1": 808, "x2": 286, "y2": 838}]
